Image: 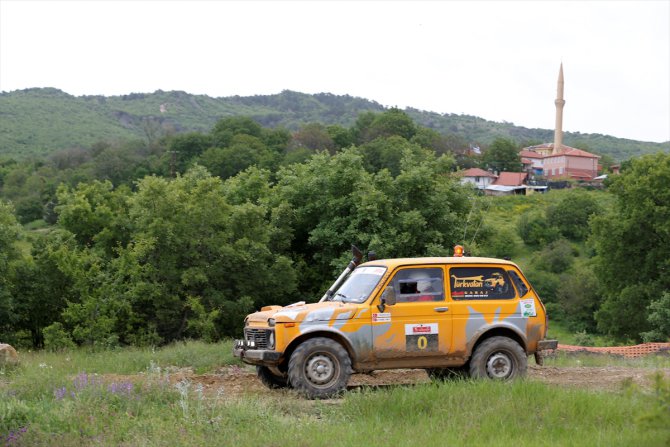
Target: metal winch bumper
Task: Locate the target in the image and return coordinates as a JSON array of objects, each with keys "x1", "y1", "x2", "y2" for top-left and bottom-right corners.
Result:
[{"x1": 233, "y1": 337, "x2": 281, "y2": 365}]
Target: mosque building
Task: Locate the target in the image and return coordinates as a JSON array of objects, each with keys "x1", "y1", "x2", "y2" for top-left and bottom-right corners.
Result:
[{"x1": 520, "y1": 64, "x2": 600, "y2": 180}]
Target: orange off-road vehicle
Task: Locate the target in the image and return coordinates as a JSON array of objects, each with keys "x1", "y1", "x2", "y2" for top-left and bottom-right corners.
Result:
[{"x1": 233, "y1": 246, "x2": 557, "y2": 398}]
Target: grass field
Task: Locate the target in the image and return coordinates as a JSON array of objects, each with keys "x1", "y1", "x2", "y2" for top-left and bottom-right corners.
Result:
[{"x1": 2, "y1": 341, "x2": 669, "y2": 446}]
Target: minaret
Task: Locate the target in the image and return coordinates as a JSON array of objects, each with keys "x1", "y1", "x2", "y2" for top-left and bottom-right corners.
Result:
[{"x1": 553, "y1": 63, "x2": 565, "y2": 155}]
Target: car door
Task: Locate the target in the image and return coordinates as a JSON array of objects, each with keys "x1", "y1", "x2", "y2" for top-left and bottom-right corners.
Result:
[{"x1": 371, "y1": 265, "x2": 452, "y2": 367}]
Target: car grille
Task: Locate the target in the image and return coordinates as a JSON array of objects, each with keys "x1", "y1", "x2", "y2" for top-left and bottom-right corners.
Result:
[{"x1": 245, "y1": 328, "x2": 273, "y2": 349}]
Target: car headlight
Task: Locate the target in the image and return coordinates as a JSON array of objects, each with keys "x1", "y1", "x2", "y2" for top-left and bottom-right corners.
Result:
[
  {"x1": 268, "y1": 331, "x2": 275, "y2": 349},
  {"x1": 268, "y1": 318, "x2": 275, "y2": 327}
]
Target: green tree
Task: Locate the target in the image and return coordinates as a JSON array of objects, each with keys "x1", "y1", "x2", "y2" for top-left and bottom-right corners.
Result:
[
  {"x1": 535, "y1": 239, "x2": 575, "y2": 274},
  {"x1": 211, "y1": 116, "x2": 263, "y2": 147},
  {"x1": 291, "y1": 123, "x2": 336, "y2": 153},
  {"x1": 326, "y1": 124, "x2": 354, "y2": 150},
  {"x1": 10, "y1": 230, "x2": 77, "y2": 348},
  {"x1": 555, "y1": 263, "x2": 601, "y2": 332},
  {"x1": 642, "y1": 292, "x2": 670, "y2": 342},
  {"x1": 481, "y1": 137, "x2": 521, "y2": 172},
  {"x1": 117, "y1": 166, "x2": 297, "y2": 341},
  {"x1": 166, "y1": 132, "x2": 212, "y2": 173},
  {"x1": 546, "y1": 190, "x2": 601, "y2": 240},
  {"x1": 0, "y1": 201, "x2": 22, "y2": 341},
  {"x1": 483, "y1": 227, "x2": 519, "y2": 258},
  {"x1": 55, "y1": 180, "x2": 131, "y2": 253},
  {"x1": 517, "y1": 210, "x2": 560, "y2": 246},
  {"x1": 199, "y1": 135, "x2": 277, "y2": 180},
  {"x1": 352, "y1": 109, "x2": 417, "y2": 144},
  {"x1": 357, "y1": 136, "x2": 432, "y2": 176},
  {"x1": 274, "y1": 148, "x2": 469, "y2": 297},
  {"x1": 591, "y1": 153, "x2": 670, "y2": 341}
]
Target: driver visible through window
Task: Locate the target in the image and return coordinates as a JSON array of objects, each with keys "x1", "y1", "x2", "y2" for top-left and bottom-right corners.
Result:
[{"x1": 392, "y1": 268, "x2": 444, "y2": 302}]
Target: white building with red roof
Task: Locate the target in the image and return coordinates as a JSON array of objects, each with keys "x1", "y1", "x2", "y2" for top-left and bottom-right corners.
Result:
[{"x1": 457, "y1": 168, "x2": 497, "y2": 190}]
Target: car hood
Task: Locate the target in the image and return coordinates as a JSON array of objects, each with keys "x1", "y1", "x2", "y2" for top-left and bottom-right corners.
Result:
[{"x1": 246, "y1": 301, "x2": 361, "y2": 325}]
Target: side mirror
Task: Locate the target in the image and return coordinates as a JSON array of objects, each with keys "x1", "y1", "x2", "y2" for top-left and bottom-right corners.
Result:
[
  {"x1": 382, "y1": 286, "x2": 397, "y2": 306},
  {"x1": 377, "y1": 286, "x2": 396, "y2": 312}
]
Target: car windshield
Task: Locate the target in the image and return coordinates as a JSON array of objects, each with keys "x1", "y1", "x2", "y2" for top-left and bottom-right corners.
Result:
[{"x1": 332, "y1": 266, "x2": 387, "y2": 303}]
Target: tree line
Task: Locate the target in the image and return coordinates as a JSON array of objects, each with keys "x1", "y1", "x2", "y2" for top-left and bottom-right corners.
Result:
[{"x1": 0, "y1": 109, "x2": 668, "y2": 349}]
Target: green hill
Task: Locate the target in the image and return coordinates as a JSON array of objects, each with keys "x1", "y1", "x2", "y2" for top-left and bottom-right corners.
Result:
[{"x1": 1, "y1": 87, "x2": 667, "y2": 160}]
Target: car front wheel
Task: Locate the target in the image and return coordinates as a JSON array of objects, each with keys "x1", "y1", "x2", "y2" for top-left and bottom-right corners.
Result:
[{"x1": 288, "y1": 337, "x2": 351, "y2": 399}]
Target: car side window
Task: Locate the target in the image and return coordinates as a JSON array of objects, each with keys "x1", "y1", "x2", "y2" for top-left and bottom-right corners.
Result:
[
  {"x1": 508, "y1": 270, "x2": 529, "y2": 297},
  {"x1": 449, "y1": 267, "x2": 516, "y2": 300},
  {"x1": 392, "y1": 267, "x2": 444, "y2": 302}
]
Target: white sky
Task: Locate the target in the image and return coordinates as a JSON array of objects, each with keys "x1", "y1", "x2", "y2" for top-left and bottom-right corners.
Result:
[{"x1": 1, "y1": 0, "x2": 669, "y2": 143}]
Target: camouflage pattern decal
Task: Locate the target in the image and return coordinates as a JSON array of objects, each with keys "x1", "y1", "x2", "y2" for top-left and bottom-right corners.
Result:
[{"x1": 466, "y1": 302, "x2": 528, "y2": 346}]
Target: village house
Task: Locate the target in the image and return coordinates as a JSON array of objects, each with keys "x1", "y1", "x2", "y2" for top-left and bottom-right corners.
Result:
[
  {"x1": 521, "y1": 143, "x2": 600, "y2": 180},
  {"x1": 485, "y1": 172, "x2": 528, "y2": 196},
  {"x1": 457, "y1": 168, "x2": 497, "y2": 190}
]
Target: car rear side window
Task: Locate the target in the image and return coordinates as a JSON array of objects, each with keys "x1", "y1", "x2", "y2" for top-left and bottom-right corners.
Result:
[
  {"x1": 507, "y1": 270, "x2": 529, "y2": 297},
  {"x1": 449, "y1": 267, "x2": 516, "y2": 300}
]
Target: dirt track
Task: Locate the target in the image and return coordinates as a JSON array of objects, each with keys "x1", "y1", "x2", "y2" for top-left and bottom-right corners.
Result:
[{"x1": 149, "y1": 364, "x2": 670, "y2": 399}]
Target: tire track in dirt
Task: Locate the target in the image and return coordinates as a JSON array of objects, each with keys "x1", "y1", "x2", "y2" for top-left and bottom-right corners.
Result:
[{"x1": 143, "y1": 364, "x2": 670, "y2": 399}]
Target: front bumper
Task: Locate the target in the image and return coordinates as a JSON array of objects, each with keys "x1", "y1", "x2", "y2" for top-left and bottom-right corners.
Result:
[{"x1": 233, "y1": 339, "x2": 281, "y2": 366}]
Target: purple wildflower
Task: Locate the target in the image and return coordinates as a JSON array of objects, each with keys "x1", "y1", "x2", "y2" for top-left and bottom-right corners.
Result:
[
  {"x1": 73, "y1": 372, "x2": 89, "y2": 391},
  {"x1": 4, "y1": 425, "x2": 28, "y2": 446},
  {"x1": 54, "y1": 386, "x2": 67, "y2": 400},
  {"x1": 107, "y1": 381, "x2": 134, "y2": 397}
]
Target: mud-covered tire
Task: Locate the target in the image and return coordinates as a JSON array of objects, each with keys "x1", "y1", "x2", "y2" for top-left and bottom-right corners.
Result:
[
  {"x1": 256, "y1": 366, "x2": 289, "y2": 389},
  {"x1": 426, "y1": 366, "x2": 470, "y2": 381},
  {"x1": 469, "y1": 336, "x2": 527, "y2": 380},
  {"x1": 288, "y1": 337, "x2": 351, "y2": 399}
]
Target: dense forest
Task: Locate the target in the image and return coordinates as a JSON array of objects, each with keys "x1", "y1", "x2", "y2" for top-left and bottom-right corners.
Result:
[
  {"x1": 0, "y1": 105, "x2": 668, "y2": 350},
  {"x1": 1, "y1": 88, "x2": 668, "y2": 160}
]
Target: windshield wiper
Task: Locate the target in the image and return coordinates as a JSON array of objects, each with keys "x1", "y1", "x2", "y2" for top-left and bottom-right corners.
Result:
[{"x1": 335, "y1": 292, "x2": 350, "y2": 302}]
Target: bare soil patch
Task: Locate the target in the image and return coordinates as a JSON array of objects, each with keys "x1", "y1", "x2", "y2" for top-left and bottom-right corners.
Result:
[{"x1": 108, "y1": 364, "x2": 670, "y2": 399}]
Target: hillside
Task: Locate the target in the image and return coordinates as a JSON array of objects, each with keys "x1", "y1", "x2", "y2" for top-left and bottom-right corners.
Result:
[{"x1": 1, "y1": 88, "x2": 667, "y2": 160}]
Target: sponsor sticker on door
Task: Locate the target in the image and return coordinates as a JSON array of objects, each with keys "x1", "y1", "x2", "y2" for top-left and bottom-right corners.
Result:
[
  {"x1": 372, "y1": 312, "x2": 391, "y2": 323},
  {"x1": 404, "y1": 323, "x2": 439, "y2": 352},
  {"x1": 520, "y1": 299, "x2": 537, "y2": 317}
]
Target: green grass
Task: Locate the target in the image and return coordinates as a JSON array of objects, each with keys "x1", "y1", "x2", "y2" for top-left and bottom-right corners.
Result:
[
  {"x1": 543, "y1": 351, "x2": 670, "y2": 368},
  {"x1": 2, "y1": 341, "x2": 669, "y2": 446},
  {"x1": 545, "y1": 319, "x2": 613, "y2": 346}
]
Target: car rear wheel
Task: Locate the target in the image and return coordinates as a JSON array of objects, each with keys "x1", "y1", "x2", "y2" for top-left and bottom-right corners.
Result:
[
  {"x1": 288, "y1": 337, "x2": 351, "y2": 399},
  {"x1": 469, "y1": 336, "x2": 527, "y2": 380}
]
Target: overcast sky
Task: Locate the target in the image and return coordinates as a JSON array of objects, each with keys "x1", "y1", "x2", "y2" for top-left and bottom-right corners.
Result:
[{"x1": 1, "y1": 0, "x2": 669, "y2": 143}]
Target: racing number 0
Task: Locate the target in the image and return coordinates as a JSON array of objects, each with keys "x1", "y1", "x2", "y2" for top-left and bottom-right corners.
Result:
[{"x1": 417, "y1": 335, "x2": 428, "y2": 350}]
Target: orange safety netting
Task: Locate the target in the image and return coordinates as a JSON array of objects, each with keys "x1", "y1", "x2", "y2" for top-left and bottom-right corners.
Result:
[{"x1": 555, "y1": 342, "x2": 670, "y2": 358}]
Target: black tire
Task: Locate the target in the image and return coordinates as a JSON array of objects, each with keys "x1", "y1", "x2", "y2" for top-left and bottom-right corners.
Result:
[
  {"x1": 256, "y1": 366, "x2": 289, "y2": 389},
  {"x1": 288, "y1": 337, "x2": 351, "y2": 399},
  {"x1": 426, "y1": 366, "x2": 470, "y2": 381},
  {"x1": 469, "y1": 336, "x2": 527, "y2": 380}
]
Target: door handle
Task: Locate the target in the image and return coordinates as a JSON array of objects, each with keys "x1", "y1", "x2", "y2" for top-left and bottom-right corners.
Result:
[{"x1": 434, "y1": 307, "x2": 449, "y2": 312}]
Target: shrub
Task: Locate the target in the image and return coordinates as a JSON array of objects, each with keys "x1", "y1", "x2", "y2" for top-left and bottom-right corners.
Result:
[
  {"x1": 517, "y1": 210, "x2": 560, "y2": 246},
  {"x1": 536, "y1": 239, "x2": 575, "y2": 274},
  {"x1": 546, "y1": 190, "x2": 601, "y2": 240},
  {"x1": 43, "y1": 322, "x2": 75, "y2": 352},
  {"x1": 484, "y1": 227, "x2": 519, "y2": 258}
]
